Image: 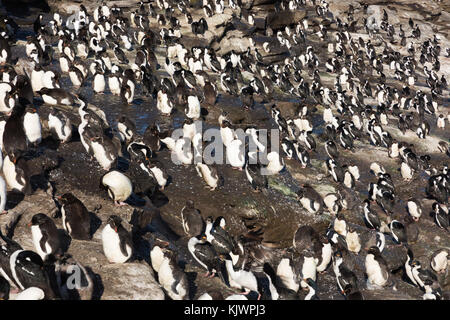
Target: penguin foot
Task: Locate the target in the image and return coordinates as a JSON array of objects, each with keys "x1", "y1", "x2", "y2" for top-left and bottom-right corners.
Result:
[
  {"x1": 10, "y1": 287, "x2": 20, "y2": 294},
  {"x1": 115, "y1": 201, "x2": 128, "y2": 207},
  {"x1": 0, "y1": 211, "x2": 7, "y2": 215}
]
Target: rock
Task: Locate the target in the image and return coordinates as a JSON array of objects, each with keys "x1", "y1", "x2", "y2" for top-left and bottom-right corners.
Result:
[
  {"x1": 266, "y1": 10, "x2": 306, "y2": 30},
  {"x1": 100, "y1": 262, "x2": 164, "y2": 300}
]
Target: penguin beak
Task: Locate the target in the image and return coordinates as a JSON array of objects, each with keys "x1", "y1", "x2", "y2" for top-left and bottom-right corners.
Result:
[
  {"x1": 114, "y1": 227, "x2": 118, "y2": 233},
  {"x1": 27, "y1": 222, "x2": 32, "y2": 228}
]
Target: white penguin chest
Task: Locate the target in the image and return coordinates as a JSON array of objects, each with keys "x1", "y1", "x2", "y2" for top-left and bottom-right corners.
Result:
[
  {"x1": 365, "y1": 255, "x2": 386, "y2": 286},
  {"x1": 301, "y1": 257, "x2": 317, "y2": 287},
  {"x1": 3, "y1": 156, "x2": 24, "y2": 191},
  {"x1": 24, "y1": 113, "x2": 42, "y2": 143},
  {"x1": 91, "y1": 140, "x2": 113, "y2": 170},
  {"x1": 93, "y1": 74, "x2": 105, "y2": 92},
  {"x1": 276, "y1": 258, "x2": 299, "y2": 292},
  {"x1": 101, "y1": 225, "x2": 131, "y2": 263},
  {"x1": 31, "y1": 225, "x2": 52, "y2": 259}
]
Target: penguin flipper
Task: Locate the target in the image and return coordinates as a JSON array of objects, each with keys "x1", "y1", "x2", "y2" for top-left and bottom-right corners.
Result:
[
  {"x1": 118, "y1": 228, "x2": 133, "y2": 258},
  {"x1": 216, "y1": 259, "x2": 229, "y2": 287},
  {"x1": 39, "y1": 231, "x2": 49, "y2": 254}
]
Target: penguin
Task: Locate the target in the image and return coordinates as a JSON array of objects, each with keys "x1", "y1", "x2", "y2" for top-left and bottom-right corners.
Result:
[
  {"x1": 220, "y1": 119, "x2": 236, "y2": 148},
  {"x1": 68, "y1": 65, "x2": 85, "y2": 88},
  {"x1": 430, "y1": 249, "x2": 448, "y2": 274},
  {"x1": 316, "y1": 235, "x2": 332, "y2": 273},
  {"x1": 403, "y1": 215, "x2": 419, "y2": 244},
  {"x1": 365, "y1": 246, "x2": 390, "y2": 288},
  {"x1": 323, "y1": 193, "x2": 342, "y2": 215},
  {"x1": 325, "y1": 140, "x2": 339, "y2": 159},
  {"x1": 406, "y1": 198, "x2": 422, "y2": 222},
  {"x1": 195, "y1": 163, "x2": 221, "y2": 190},
  {"x1": 431, "y1": 202, "x2": 449, "y2": 231},
  {"x1": 156, "y1": 88, "x2": 173, "y2": 115},
  {"x1": 203, "y1": 81, "x2": 217, "y2": 106},
  {"x1": 187, "y1": 235, "x2": 226, "y2": 281},
  {"x1": 2, "y1": 154, "x2": 32, "y2": 195},
  {"x1": 116, "y1": 116, "x2": 136, "y2": 144},
  {"x1": 14, "y1": 287, "x2": 45, "y2": 300},
  {"x1": 173, "y1": 137, "x2": 193, "y2": 165},
  {"x1": 245, "y1": 162, "x2": 268, "y2": 192},
  {"x1": 333, "y1": 213, "x2": 348, "y2": 237},
  {"x1": 101, "y1": 170, "x2": 133, "y2": 206},
  {"x1": 400, "y1": 161, "x2": 414, "y2": 181},
  {"x1": 304, "y1": 278, "x2": 319, "y2": 300},
  {"x1": 92, "y1": 64, "x2": 105, "y2": 94},
  {"x1": 292, "y1": 225, "x2": 320, "y2": 254},
  {"x1": 181, "y1": 200, "x2": 205, "y2": 237},
  {"x1": 227, "y1": 138, "x2": 245, "y2": 170},
  {"x1": 332, "y1": 250, "x2": 358, "y2": 296},
  {"x1": 404, "y1": 248, "x2": 418, "y2": 286},
  {"x1": 23, "y1": 106, "x2": 41, "y2": 146},
  {"x1": 145, "y1": 160, "x2": 168, "y2": 190},
  {"x1": 36, "y1": 88, "x2": 75, "y2": 106},
  {"x1": 422, "y1": 279, "x2": 442, "y2": 300},
  {"x1": 276, "y1": 257, "x2": 301, "y2": 292},
  {"x1": 389, "y1": 220, "x2": 408, "y2": 245},
  {"x1": 29, "y1": 213, "x2": 62, "y2": 261},
  {"x1": 57, "y1": 193, "x2": 91, "y2": 240},
  {"x1": 346, "y1": 228, "x2": 361, "y2": 254},
  {"x1": 437, "y1": 114, "x2": 445, "y2": 130},
  {"x1": 89, "y1": 133, "x2": 118, "y2": 171},
  {"x1": 108, "y1": 65, "x2": 122, "y2": 96},
  {"x1": 222, "y1": 253, "x2": 278, "y2": 300},
  {"x1": 48, "y1": 108, "x2": 72, "y2": 143},
  {"x1": 410, "y1": 260, "x2": 439, "y2": 291},
  {"x1": 297, "y1": 250, "x2": 319, "y2": 290},
  {"x1": 296, "y1": 184, "x2": 323, "y2": 214},
  {"x1": 3, "y1": 102, "x2": 27, "y2": 161},
  {"x1": 326, "y1": 158, "x2": 344, "y2": 183},
  {"x1": 185, "y1": 95, "x2": 201, "y2": 120},
  {"x1": 156, "y1": 249, "x2": 189, "y2": 300},
  {"x1": 204, "y1": 216, "x2": 238, "y2": 260},
  {"x1": 6, "y1": 249, "x2": 55, "y2": 298},
  {"x1": 143, "y1": 124, "x2": 161, "y2": 152},
  {"x1": 102, "y1": 215, "x2": 133, "y2": 264}
]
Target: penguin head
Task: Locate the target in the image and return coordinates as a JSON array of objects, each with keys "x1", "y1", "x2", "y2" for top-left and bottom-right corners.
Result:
[
  {"x1": 342, "y1": 284, "x2": 355, "y2": 296},
  {"x1": 106, "y1": 215, "x2": 123, "y2": 232},
  {"x1": 185, "y1": 200, "x2": 195, "y2": 209},
  {"x1": 57, "y1": 193, "x2": 77, "y2": 205},
  {"x1": 296, "y1": 188, "x2": 304, "y2": 199},
  {"x1": 333, "y1": 250, "x2": 343, "y2": 260},
  {"x1": 25, "y1": 106, "x2": 37, "y2": 114},
  {"x1": 214, "y1": 216, "x2": 226, "y2": 230},
  {"x1": 196, "y1": 233, "x2": 208, "y2": 243},
  {"x1": 431, "y1": 202, "x2": 440, "y2": 212},
  {"x1": 367, "y1": 246, "x2": 381, "y2": 256},
  {"x1": 29, "y1": 213, "x2": 54, "y2": 229}
]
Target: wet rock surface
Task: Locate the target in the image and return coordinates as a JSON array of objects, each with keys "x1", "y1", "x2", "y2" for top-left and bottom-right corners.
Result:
[{"x1": 0, "y1": 0, "x2": 448, "y2": 300}]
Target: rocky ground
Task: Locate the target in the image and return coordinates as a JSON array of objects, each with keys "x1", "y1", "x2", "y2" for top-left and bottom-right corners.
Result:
[{"x1": 0, "y1": 0, "x2": 449, "y2": 299}]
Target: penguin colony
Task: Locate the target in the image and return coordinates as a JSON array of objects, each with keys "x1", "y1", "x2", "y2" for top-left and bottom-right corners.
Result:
[{"x1": 0, "y1": 0, "x2": 446, "y2": 300}]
